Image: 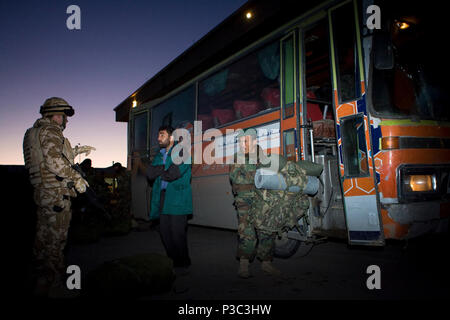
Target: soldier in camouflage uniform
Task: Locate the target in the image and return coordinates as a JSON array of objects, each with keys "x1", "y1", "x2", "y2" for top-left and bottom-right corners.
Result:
[
  {"x1": 229, "y1": 128, "x2": 283, "y2": 278},
  {"x1": 23, "y1": 97, "x2": 90, "y2": 297}
]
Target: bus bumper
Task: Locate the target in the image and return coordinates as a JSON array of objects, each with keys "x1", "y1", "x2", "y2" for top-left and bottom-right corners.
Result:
[{"x1": 382, "y1": 201, "x2": 450, "y2": 239}]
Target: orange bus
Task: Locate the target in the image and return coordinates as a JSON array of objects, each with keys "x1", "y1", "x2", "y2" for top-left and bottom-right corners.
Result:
[{"x1": 114, "y1": 0, "x2": 450, "y2": 256}]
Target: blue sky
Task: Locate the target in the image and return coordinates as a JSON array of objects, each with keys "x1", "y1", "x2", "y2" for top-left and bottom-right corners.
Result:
[{"x1": 0, "y1": 0, "x2": 247, "y2": 167}]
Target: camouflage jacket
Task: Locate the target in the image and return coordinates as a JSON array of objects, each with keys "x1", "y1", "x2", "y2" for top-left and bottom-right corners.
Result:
[
  {"x1": 229, "y1": 146, "x2": 269, "y2": 211},
  {"x1": 24, "y1": 117, "x2": 83, "y2": 195}
]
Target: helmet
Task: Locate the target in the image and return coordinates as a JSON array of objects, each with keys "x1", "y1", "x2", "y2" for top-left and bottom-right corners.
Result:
[{"x1": 40, "y1": 97, "x2": 75, "y2": 117}]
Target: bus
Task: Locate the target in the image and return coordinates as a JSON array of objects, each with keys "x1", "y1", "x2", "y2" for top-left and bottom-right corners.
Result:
[{"x1": 114, "y1": 0, "x2": 450, "y2": 256}]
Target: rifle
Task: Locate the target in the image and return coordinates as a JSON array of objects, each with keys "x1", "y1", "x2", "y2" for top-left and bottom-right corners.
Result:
[{"x1": 70, "y1": 164, "x2": 112, "y2": 222}]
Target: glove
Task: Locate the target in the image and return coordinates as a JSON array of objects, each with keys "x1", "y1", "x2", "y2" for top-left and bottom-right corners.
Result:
[
  {"x1": 75, "y1": 145, "x2": 96, "y2": 156},
  {"x1": 75, "y1": 177, "x2": 89, "y2": 193}
]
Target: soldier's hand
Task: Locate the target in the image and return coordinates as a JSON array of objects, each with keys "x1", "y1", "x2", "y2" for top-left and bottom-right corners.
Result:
[
  {"x1": 75, "y1": 177, "x2": 89, "y2": 193},
  {"x1": 76, "y1": 145, "x2": 96, "y2": 156}
]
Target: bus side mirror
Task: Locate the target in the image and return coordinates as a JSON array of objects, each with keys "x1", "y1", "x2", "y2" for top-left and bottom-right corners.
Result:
[{"x1": 373, "y1": 33, "x2": 394, "y2": 70}]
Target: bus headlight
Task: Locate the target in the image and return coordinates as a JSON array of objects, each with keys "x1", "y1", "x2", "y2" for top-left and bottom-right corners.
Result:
[
  {"x1": 403, "y1": 174, "x2": 437, "y2": 192},
  {"x1": 398, "y1": 165, "x2": 441, "y2": 202}
]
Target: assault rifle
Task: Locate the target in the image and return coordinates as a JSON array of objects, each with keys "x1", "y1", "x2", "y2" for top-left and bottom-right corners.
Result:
[{"x1": 70, "y1": 164, "x2": 112, "y2": 221}]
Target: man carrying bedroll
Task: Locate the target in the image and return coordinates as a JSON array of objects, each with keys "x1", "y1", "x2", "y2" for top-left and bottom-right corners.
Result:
[
  {"x1": 229, "y1": 128, "x2": 282, "y2": 278},
  {"x1": 23, "y1": 97, "x2": 91, "y2": 298},
  {"x1": 143, "y1": 125, "x2": 192, "y2": 274}
]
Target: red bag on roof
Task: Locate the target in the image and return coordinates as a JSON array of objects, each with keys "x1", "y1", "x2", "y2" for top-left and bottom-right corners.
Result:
[
  {"x1": 261, "y1": 87, "x2": 280, "y2": 108},
  {"x1": 212, "y1": 108, "x2": 236, "y2": 126},
  {"x1": 233, "y1": 100, "x2": 263, "y2": 118},
  {"x1": 197, "y1": 114, "x2": 214, "y2": 131}
]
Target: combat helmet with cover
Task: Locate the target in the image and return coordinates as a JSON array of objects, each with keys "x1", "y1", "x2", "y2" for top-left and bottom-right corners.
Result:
[{"x1": 39, "y1": 97, "x2": 75, "y2": 117}]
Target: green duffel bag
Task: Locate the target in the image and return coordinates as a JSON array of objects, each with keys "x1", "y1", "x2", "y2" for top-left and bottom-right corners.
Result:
[
  {"x1": 295, "y1": 159, "x2": 323, "y2": 177},
  {"x1": 260, "y1": 154, "x2": 323, "y2": 176}
]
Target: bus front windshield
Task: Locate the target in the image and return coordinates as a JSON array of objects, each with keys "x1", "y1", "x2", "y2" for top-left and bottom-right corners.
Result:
[{"x1": 371, "y1": 1, "x2": 449, "y2": 121}]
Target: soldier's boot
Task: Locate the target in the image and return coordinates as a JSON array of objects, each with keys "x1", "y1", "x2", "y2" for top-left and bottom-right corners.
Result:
[
  {"x1": 238, "y1": 258, "x2": 251, "y2": 279},
  {"x1": 261, "y1": 261, "x2": 282, "y2": 277}
]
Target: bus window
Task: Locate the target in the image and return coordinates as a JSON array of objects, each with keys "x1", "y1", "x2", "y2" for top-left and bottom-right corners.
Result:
[
  {"x1": 132, "y1": 112, "x2": 148, "y2": 151},
  {"x1": 281, "y1": 35, "x2": 295, "y2": 119},
  {"x1": 150, "y1": 86, "x2": 195, "y2": 147},
  {"x1": 283, "y1": 129, "x2": 296, "y2": 161},
  {"x1": 371, "y1": 0, "x2": 450, "y2": 121},
  {"x1": 197, "y1": 39, "x2": 280, "y2": 130},
  {"x1": 304, "y1": 19, "x2": 333, "y2": 121},
  {"x1": 340, "y1": 113, "x2": 368, "y2": 178},
  {"x1": 331, "y1": 2, "x2": 361, "y2": 103}
]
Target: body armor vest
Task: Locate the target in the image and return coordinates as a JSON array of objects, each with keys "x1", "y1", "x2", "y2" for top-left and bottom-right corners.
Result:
[
  {"x1": 63, "y1": 138, "x2": 75, "y2": 165},
  {"x1": 23, "y1": 118, "x2": 76, "y2": 194},
  {"x1": 23, "y1": 127, "x2": 44, "y2": 186}
]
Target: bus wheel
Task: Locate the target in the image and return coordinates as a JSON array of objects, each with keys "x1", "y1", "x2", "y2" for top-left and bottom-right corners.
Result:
[{"x1": 274, "y1": 231, "x2": 301, "y2": 259}]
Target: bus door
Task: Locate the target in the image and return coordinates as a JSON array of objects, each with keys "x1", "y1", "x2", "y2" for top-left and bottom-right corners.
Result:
[
  {"x1": 129, "y1": 109, "x2": 151, "y2": 221},
  {"x1": 329, "y1": 0, "x2": 384, "y2": 245}
]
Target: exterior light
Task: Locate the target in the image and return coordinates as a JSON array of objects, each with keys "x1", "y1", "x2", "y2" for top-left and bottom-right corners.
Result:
[
  {"x1": 132, "y1": 100, "x2": 137, "y2": 108},
  {"x1": 404, "y1": 174, "x2": 437, "y2": 192},
  {"x1": 245, "y1": 11, "x2": 253, "y2": 19},
  {"x1": 381, "y1": 136, "x2": 400, "y2": 150},
  {"x1": 396, "y1": 21, "x2": 410, "y2": 30}
]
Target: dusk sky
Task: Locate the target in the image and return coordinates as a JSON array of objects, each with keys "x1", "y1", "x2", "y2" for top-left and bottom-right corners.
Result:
[{"x1": 0, "y1": 0, "x2": 247, "y2": 167}]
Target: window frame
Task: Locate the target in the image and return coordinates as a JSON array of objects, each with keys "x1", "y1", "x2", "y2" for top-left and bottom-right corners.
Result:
[
  {"x1": 330, "y1": 0, "x2": 362, "y2": 105},
  {"x1": 340, "y1": 112, "x2": 370, "y2": 179},
  {"x1": 283, "y1": 128, "x2": 297, "y2": 161},
  {"x1": 281, "y1": 32, "x2": 297, "y2": 120}
]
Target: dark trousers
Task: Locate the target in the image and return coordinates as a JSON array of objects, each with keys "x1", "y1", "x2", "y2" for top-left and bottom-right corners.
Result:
[{"x1": 159, "y1": 190, "x2": 191, "y2": 268}]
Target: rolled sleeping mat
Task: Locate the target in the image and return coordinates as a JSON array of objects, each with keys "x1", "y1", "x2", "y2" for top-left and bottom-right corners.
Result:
[
  {"x1": 303, "y1": 176, "x2": 319, "y2": 195},
  {"x1": 254, "y1": 169, "x2": 319, "y2": 195},
  {"x1": 254, "y1": 168, "x2": 287, "y2": 190}
]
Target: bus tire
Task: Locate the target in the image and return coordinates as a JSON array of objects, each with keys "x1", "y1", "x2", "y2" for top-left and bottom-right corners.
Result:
[{"x1": 274, "y1": 232, "x2": 301, "y2": 259}]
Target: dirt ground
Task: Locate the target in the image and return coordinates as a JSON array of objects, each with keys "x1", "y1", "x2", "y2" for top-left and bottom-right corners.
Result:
[{"x1": 65, "y1": 224, "x2": 450, "y2": 300}]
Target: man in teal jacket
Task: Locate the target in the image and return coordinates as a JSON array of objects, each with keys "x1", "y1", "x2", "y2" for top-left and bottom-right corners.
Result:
[{"x1": 145, "y1": 125, "x2": 192, "y2": 269}]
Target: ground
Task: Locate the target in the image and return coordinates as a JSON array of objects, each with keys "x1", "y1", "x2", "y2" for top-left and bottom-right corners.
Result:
[{"x1": 65, "y1": 225, "x2": 450, "y2": 300}]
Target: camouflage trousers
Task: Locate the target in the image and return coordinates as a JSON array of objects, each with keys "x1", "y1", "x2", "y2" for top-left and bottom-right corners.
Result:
[
  {"x1": 237, "y1": 208, "x2": 276, "y2": 261},
  {"x1": 33, "y1": 188, "x2": 72, "y2": 286}
]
